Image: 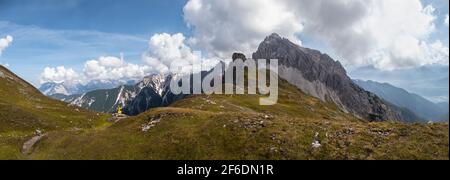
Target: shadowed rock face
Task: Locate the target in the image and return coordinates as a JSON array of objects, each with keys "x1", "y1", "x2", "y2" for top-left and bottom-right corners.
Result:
[
  {"x1": 232, "y1": 53, "x2": 247, "y2": 61},
  {"x1": 252, "y1": 33, "x2": 403, "y2": 122},
  {"x1": 124, "y1": 74, "x2": 184, "y2": 116}
]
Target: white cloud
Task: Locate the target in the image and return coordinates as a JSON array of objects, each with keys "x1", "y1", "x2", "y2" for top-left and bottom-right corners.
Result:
[
  {"x1": 419, "y1": 41, "x2": 449, "y2": 66},
  {"x1": 41, "y1": 55, "x2": 152, "y2": 85},
  {"x1": 0, "y1": 35, "x2": 13, "y2": 56},
  {"x1": 183, "y1": 0, "x2": 303, "y2": 58},
  {"x1": 183, "y1": 0, "x2": 447, "y2": 70},
  {"x1": 143, "y1": 33, "x2": 219, "y2": 74},
  {"x1": 40, "y1": 66, "x2": 80, "y2": 84},
  {"x1": 445, "y1": 14, "x2": 449, "y2": 27},
  {"x1": 83, "y1": 56, "x2": 150, "y2": 82}
]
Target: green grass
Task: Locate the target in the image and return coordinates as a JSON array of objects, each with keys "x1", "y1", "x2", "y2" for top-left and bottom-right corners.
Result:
[
  {"x1": 0, "y1": 65, "x2": 111, "y2": 159},
  {"x1": 25, "y1": 106, "x2": 449, "y2": 160}
]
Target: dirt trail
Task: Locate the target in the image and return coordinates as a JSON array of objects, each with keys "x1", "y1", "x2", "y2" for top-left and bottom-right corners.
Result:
[{"x1": 22, "y1": 134, "x2": 46, "y2": 155}]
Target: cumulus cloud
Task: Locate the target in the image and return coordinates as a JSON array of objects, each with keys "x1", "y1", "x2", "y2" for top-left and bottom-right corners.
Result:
[
  {"x1": 183, "y1": 0, "x2": 447, "y2": 70},
  {"x1": 319, "y1": 0, "x2": 438, "y2": 70},
  {"x1": 41, "y1": 55, "x2": 152, "y2": 84},
  {"x1": 183, "y1": 0, "x2": 303, "y2": 58},
  {"x1": 419, "y1": 41, "x2": 449, "y2": 66},
  {"x1": 41, "y1": 66, "x2": 80, "y2": 84},
  {"x1": 143, "y1": 33, "x2": 220, "y2": 74},
  {"x1": 0, "y1": 35, "x2": 13, "y2": 56},
  {"x1": 83, "y1": 56, "x2": 150, "y2": 82}
]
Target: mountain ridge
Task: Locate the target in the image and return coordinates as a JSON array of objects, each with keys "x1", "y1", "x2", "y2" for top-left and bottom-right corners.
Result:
[
  {"x1": 354, "y1": 79, "x2": 449, "y2": 122},
  {"x1": 39, "y1": 80, "x2": 137, "y2": 96},
  {"x1": 252, "y1": 34, "x2": 411, "y2": 122}
]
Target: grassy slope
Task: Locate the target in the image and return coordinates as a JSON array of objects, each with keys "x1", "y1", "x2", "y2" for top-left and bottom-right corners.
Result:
[
  {"x1": 26, "y1": 79, "x2": 449, "y2": 160},
  {"x1": 0, "y1": 66, "x2": 111, "y2": 159}
]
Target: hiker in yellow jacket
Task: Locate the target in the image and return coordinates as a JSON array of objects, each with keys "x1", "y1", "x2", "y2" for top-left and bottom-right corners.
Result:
[{"x1": 117, "y1": 106, "x2": 123, "y2": 115}]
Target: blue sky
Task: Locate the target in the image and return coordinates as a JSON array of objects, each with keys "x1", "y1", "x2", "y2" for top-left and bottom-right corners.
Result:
[
  {"x1": 0, "y1": 0, "x2": 189, "y2": 35},
  {"x1": 0, "y1": 0, "x2": 189, "y2": 85},
  {"x1": 0, "y1": 0, "x2": 448, "y2": 102}
]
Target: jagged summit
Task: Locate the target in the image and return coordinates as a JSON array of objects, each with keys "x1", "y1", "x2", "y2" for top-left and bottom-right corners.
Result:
[
  {"x1": 266, "y1": 33, "x2": 283, "y2": 40},
  {"x1": 253, "y1": 33, "x2": 405, "y2": 122}
]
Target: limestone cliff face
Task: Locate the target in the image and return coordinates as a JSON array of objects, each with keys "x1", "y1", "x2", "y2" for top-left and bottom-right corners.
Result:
[{"x1": 252, "y1": 33, "x2": 403, "y2": 122}]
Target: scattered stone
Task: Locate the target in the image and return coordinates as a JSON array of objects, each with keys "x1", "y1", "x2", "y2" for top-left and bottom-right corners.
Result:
[
  {"x1": 141, "y1": 116, "x2": 162, "y2": 132},
  {"x1": 344, "y1": 128, "x2": 354, "y2": 135},
  {"x1": 206, "y1": 99, "x2": 217, "y2": 105},
  {"x1": 269, "y1": 147, "x2": 278, "y2": 153},
  {"x1": 314, "y1": 132, "x2": 319, "y2": 138},
  {"x1": 271, "y1": 133, "x2": 277, "y2": 140},
  {"x1": 369, "y1": 128, "x2": 391, "y2": 137},
  {"x1": 378, "y1": 131, "x2": 390, "y2": 137},
  {"x1": 311, "y1": 132, "x2": 322, "y2": 149},
  {"x1": 262, "y1": 114, "x2": 273, "y2": 120},
  {"x1": 35, "y1": 129, "x2": 42, "y2": 136},
  {"x1": 108, "y1": 113, "x2": 129, "y2": 123},
  {"x1": 311, "y1": 140, "x2": 321, "y2": 148},
  {"x1": 141, "y1": 124, "x2": 153, "y2": 132},
  {"x1": 306, "y1": 106, "x2": 315, "y2": 112}
]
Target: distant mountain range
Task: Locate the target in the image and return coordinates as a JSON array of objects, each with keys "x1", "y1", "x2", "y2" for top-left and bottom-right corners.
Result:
[
  {"x1": 354, "y1": 80, "x2": 449, "y2": 122},
  {"x1": 50, "y1": 67, "x2": 226, "y2": 116},
  {"x1": 349, "y1": 64, "x2": 449, "y2": 103},
  {"x1": 39, "y1": 80, "x2": 137, "y2": 96},
  {"x1": 49, "y1": 74, "x2": 174, "y2": 115}
]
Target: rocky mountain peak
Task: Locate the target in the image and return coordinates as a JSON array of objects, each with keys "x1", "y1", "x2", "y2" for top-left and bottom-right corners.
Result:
[
  {"x1": 253, "y1": 33, "x2": 405, "y2": 122},
  {"x1": 266, "y1": 33, "x2": 283, "y2": 41},
  {"x1": 139, "y1": 74, "x2": 167, "y2": 96}
]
